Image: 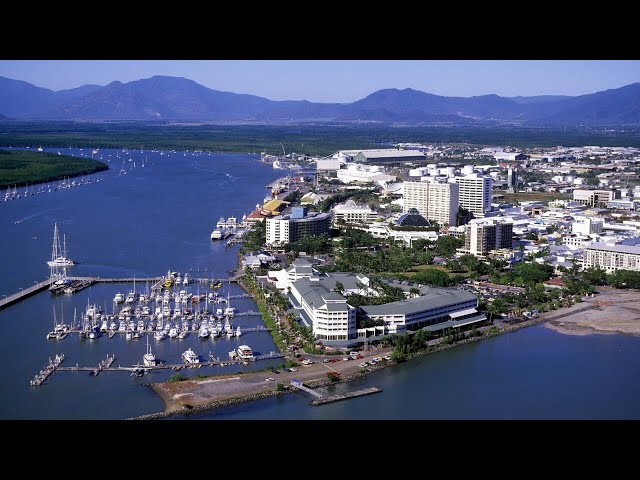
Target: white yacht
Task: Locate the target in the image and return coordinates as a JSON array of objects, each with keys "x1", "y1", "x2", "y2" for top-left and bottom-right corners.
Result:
[
  {"x1": 235, "y1": 326, "x2": 242, "y2": 337},
  {"x1": 211, "y1": 228, "x2": 231, "y2": 240},
  {"x1": 198, "y1": 326, "x2": 209, "y2": 339},
  {"x1": 125, "y1": 291, "x2": 139, "y2": 304},
  {"x1": 143, "y1": 336, "x2": 156, "y2": 367},
  {"x1": 182, "y1": 348, "x2": 200, "y2": 364},
  {"x1": 183, "y1": 274, "x2": 189, "y2": 285},
  {"x1": 47, "y1": 223, "x2": 75, "y2": 267},
  {"x1": 154, "y1": 330, "x2": 167, "y2": 341},
  {"x1": 168, "y1": 327, "x2": 179, "y2": 339},
  {"x1": 237, "y1": 345, "x2": 254, "y2": 360},
  {"x1": 178, "y1": 330, "x2": 188, "y2": 340},
  {"x1": 113, "y1": 292, "x2": 125, "y2": 304},
  {"x1": 224, "y1": 293, "x2": 235, "y2": 317}
]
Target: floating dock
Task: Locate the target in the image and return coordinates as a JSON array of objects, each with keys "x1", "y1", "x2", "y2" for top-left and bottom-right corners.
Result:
[
  {"x1": 310, "y1": 387, "x2": 382, "y2": 406},
  {"x1": 30, "y1": 354, "x2": 65, "y2": 386},
  {"x1": 90, "y1": 354, "x2": 115, "y2": 376},
  {"x1": 46, "y1": 324, "x2": 269, "y2": 341},
  {"x1": 2, "y1": 275, "x2": 244, "y2": 311}
]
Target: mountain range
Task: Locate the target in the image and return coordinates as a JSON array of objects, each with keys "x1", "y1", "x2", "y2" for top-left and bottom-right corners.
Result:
[{"x1": 1, "y1": 75, "x2": 639, "y2": 125}]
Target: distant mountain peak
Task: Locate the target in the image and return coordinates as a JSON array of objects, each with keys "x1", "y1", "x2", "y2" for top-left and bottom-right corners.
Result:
[{"x1": 0, "y1": 75, "x2": 638, "y2": 125}]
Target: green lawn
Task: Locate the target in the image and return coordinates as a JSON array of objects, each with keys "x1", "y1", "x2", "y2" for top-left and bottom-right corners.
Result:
[{"x1": 0, "y1": 149, "x2": 108, "y2": 188}]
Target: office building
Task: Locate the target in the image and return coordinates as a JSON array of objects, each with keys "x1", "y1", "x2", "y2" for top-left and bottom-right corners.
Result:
[
  {"x1": 456, "y1": 174, "x2": 493, "y2": 215},
  {"x1": 403, "y1": 181, "x2": 459, "y2": 226}
]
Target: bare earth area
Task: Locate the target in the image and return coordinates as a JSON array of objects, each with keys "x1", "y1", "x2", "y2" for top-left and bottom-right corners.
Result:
[
  {"x1": 544, "y1": 288, "x2": 640, "y2": 337},
  {"x1": 151, "y1": 347, "x2": 391, "y2": 413}
]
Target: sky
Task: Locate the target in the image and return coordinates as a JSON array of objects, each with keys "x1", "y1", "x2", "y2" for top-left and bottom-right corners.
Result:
[{"x1": 1, "y1": 60, "x2": 638, "y2": 102}]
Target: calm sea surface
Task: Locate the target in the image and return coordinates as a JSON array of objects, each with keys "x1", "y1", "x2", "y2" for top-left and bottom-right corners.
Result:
[{"x1": 2, "y1": 147, "x2": 640, "y2": 420}]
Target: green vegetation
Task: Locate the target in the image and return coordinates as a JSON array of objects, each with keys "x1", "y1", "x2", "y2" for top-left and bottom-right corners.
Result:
[
  {"x1": 327, "y1": 236, "x2": 464, "y2": 276},
  {"x1": 339, "y1": 228, "x2": 378, "y2": 249},
  {"x1": 282, "y1": 190, "x2": 303, "y2": 203},
  {"x1": 290, "y1": 234, "x2": 330, "y2": 255},
  {"x1": 169, "y1": 373, "x2": 187, "y2": 382},
  {"x1": 490, "y1": 262, "x2": 554, "y2": 287},
  {"x1": 3, "y1": 123, "x2": 640, "y2": 156},
  {"x1": 327, "y1": 372, "x2": 340, "y2": 382},
  {"x1": 411, "y1": 267, "x2": 464, "y2": 287},
  {"x1": 0, "y1": 149, "x2": 108, "y2": 188},
  {"x1": 276, "y1": 383, "x2": 286, "y2": 392},
  {"x1": 240, "y1": 221, "x2": 266, "y2": 253}
]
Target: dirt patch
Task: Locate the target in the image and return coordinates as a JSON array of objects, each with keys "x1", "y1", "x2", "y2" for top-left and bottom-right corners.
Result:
[{"x1": 544, "y1": 288, "x2": 640, "y2": 337}]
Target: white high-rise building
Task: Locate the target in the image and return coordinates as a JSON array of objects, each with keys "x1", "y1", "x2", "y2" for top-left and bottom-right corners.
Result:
[
  {"x1": 403, "y1": 181, "x2": 459, "y2": 227},
  {"x1": 456, "y1": 174, "x2": 493, "y2": 215}
]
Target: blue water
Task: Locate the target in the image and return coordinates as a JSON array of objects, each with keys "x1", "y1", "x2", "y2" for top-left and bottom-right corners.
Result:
[
  {"x1": 0, "y1": 148, "x2": 284, "y2": 419},
  {"x1": 179, "y1": 325, "x2": 640, "y2": 420},
  {"x1": 2, "y1": 147, "x2": 640, "y2": 419}
]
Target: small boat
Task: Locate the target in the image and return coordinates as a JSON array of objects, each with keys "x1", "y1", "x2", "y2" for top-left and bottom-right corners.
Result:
[
  {"x1": 182, "y1": 348, "x2": 200, "y2": 364},
  {"x1": 89, "y1": 325, "x2": 100, "y2": 339},
  {"x1": 113, "y1": 292, "x2": 125, "y2": 304},
  {"x1": 178, "y1": 330, "x2": 188, "y2": 340},
  {"x1": 125, "y1": 291, "x2": 139, "y2": 304},
  {"x1": 168, "y1": 327, "x2": 179, "y2": 339},
  {"x1": 235, "y1": 326, "x2": 242, "y2": 337},
  {"x1": 154, "y1": 330, "x2": 167, "y2": 341}
]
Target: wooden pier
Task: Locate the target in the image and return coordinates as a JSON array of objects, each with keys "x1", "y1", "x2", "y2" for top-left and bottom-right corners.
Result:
[
  {"x1": 0, "y1": 278, "x2": 51, "y2": 311},
  {"x1": 310, "y1": 387, "x2": 382, "y2": 406},
  {"x1": 30, "y1": 354, "x2": 65, "y2": 386}
]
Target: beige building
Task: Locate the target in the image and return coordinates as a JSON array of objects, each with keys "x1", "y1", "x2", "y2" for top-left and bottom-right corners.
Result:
[
  {"x1": 584, "y1": 243, "x2": 640, "y2": 273},
  {"x1": 332, "y1": 200, "x2": 378, "y2": 225},
  {"x1": 461, "y1": 219, "x2": 513, "y2": 257},
  {"x1": 403, "y1": 181, "x2": 459, "y2": 227},
  {"x1": 573, "y1": 189, "x2": 621, "y2": 208}
]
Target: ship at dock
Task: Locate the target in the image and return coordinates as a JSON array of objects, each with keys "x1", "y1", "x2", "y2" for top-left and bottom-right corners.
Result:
[
  {"x1": 47, "y1": 223, "x2": 75, "y2": 268},
  {"x1": 211, "y1": 227, "x2": 231, "y2": 240}
]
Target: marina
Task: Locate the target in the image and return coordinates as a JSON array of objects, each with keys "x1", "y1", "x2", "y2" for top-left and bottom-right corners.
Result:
[{"x1": 0, "y1": 148, "x2": 284, "y2": 419}]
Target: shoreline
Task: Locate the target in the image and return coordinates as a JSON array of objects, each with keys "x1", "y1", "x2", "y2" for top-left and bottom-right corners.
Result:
[{"x1": 132, "y1": 306, "x2": 570, "y2": 420}]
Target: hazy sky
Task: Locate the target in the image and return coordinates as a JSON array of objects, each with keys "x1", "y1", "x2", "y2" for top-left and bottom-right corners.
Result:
[{"x1": 1, "y1": 60, "x2": 638, "y2": 102}]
